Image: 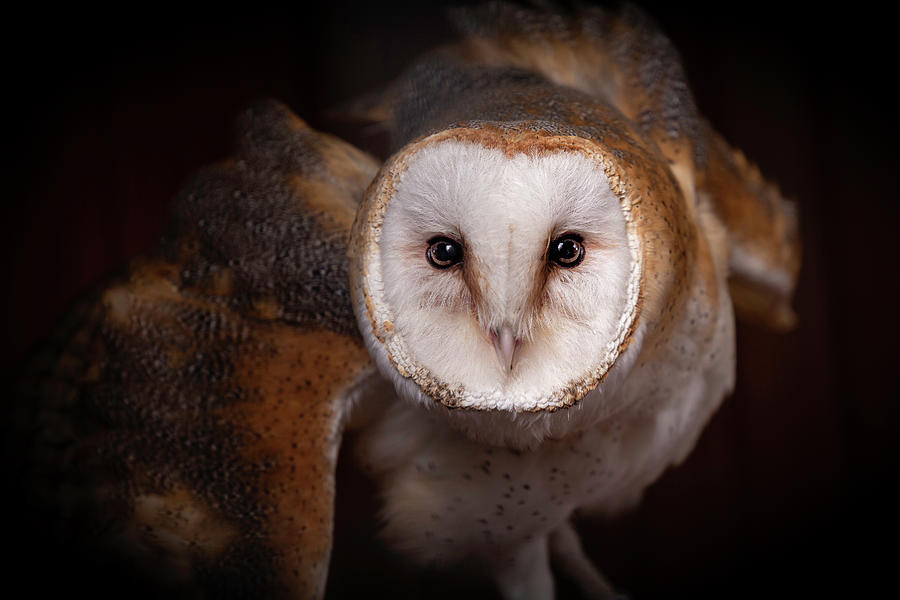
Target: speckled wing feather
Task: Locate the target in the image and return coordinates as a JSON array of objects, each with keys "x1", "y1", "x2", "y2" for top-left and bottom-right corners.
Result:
[
  {"x1": 359, "y1": 1, "x2": 799, "y2": 329},
  {"x1": 15, "y1": 100, "x2": 379, "y2": 598},
  {"x1": 695, "y1": 124, "x2": 800, "y2": 329}
]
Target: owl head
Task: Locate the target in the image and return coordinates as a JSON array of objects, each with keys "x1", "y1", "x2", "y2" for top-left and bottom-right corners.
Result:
[{"x1": 350, "y1": 118, "x2": 693, "y2": 448}]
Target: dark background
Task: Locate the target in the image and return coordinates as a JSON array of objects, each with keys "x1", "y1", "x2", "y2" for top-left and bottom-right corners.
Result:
[{"x1": 3, "y1": 1, "x2": 897, "y2": 598}]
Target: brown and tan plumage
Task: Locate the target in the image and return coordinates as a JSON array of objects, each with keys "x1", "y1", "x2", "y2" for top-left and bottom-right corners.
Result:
[
  {"x1": 14, "y1": 3, "x2": 799, "y2": 598},
  {"x1": 17, "y1": 102, "x2": 378, "y2": 598}
]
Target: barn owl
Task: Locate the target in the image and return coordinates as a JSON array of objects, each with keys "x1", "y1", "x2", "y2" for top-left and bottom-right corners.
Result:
[{"x1": 14, "y1": 2, "x2": 799, "y2": 599}]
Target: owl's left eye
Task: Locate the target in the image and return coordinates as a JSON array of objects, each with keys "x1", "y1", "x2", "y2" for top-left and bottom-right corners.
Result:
[
  {"x1": 548, "y1": 235, "x2": 585, "y2": 268},
  {"x1": 426, "y1": 236, "x2": 463, "y2": 269}
]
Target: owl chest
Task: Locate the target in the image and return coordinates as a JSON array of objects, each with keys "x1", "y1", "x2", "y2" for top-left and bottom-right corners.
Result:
[
  {"x1": 361, "y1": 412, "x2": 672, "y2": 564},
  {"x1": 360, "y1": 292, "x2": 735, "y2": 564}
]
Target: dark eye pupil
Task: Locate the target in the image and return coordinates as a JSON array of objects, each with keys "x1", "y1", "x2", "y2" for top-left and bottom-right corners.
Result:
[
  {"x1": 427, "y1": 237, "x2": 462, "y2": 269},
  {"x1": 433, "y1": 242, "x2": 457, "y2": 262},
  {"x1": 549, "y1": 236, "x2": 584, "y2": 267},
  {"x1": 556, "y1": 240, "x2": 578, "y2": 259}
]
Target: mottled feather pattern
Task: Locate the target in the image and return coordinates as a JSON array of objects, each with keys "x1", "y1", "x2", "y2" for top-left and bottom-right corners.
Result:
[
  {"x1": 16, "y1": 101, "x2": 377, "y2": 598},
  {"x1": 165, "y1": 101, "x2": 377, "y2": 335},
  {"x1": 450, "y1": 2, "x2": 701, "y2": 150}
]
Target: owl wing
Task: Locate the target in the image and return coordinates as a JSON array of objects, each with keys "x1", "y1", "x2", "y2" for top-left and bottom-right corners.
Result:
[
  {"x1": 14, "y1": 100, "x2": 379, "y2": 598},
  {"x1": 354, "y1": 2, "x2": 799, "y2": 329},
  {"x1": 694, "y1": 124, "x2": 800, "y2": 329}
]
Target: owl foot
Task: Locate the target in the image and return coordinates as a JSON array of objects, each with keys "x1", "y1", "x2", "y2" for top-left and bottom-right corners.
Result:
[
  {"x1": 494, "y1": 535, "x2": 554, "y2": 600},
  {"x1": 549, "y1": 520, "x2": 626, "y2": 600}
]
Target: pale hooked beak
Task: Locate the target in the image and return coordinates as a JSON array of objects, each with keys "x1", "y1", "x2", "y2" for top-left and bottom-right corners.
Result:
[{"x1": 490, "y1": 324, "x2": 521, "y2": 373}]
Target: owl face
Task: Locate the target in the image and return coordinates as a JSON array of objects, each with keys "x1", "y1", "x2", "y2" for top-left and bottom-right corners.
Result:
[{"x1": 352, "y1": 128, "x2": 645, "y2": 416}]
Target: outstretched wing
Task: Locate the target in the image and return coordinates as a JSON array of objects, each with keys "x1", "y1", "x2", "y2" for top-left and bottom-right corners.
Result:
[
  {"x1": 695, "y1": 124, "x2": 800, "y2": 329},
  {"x1": 453, "y1": 2, "x2": 800, "y2": 329},
  {"x1": 352, "y1": 1, "x2": 799, "y2": 329},
  {"x1": 14, "y1": 100, "x2": 379, "y2": 598}
]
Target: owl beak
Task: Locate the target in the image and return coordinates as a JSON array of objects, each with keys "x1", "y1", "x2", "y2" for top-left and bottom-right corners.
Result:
[{"x1": 490, "y1": 325, "x2": 521, "y2": 374}]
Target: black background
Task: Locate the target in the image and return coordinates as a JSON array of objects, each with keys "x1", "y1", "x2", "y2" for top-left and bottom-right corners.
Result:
[{"x1": 3, "y1": 1, "x2": 897, "y2": 598}]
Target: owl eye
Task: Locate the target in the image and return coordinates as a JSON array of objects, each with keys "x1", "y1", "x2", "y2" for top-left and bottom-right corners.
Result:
[
  {"x1": 426, "y1": 236, "x2": 463, "y2": 269},
  {"x1": 548, "y1": 235, "x2": 585, "y2": 268}
]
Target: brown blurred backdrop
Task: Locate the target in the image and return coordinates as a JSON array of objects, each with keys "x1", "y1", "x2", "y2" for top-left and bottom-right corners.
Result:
[{"x1": 3, "y1": 1, "x2": 897, "y2": 598}]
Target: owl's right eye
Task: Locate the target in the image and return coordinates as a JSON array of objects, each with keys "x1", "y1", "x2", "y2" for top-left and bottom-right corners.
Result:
[{"x1": 426, "y1": 237, "x2": 463, "y2": 269}]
